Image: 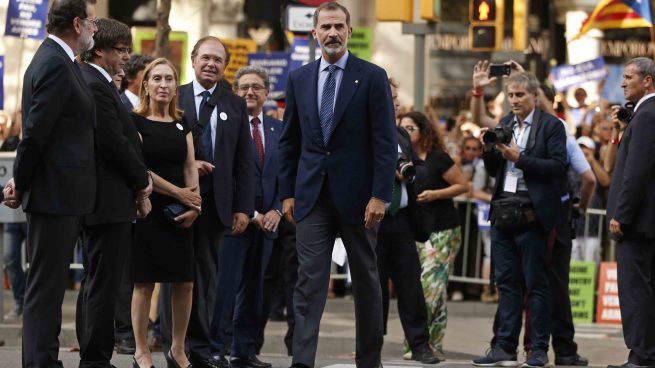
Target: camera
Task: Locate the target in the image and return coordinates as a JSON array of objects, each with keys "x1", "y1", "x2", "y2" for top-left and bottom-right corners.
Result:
[
  {"x1": 483, "y1": 124, "x2": 513, "y2": 146},
  {"x1": 617, "y1": 101, "x2": 635, "y2": 123},
  {"x1": 489, "y1": 64, "x2": 512, "y2": 77},
  {"x1": 397, "y1": 152, "x2": 416, "y2": 181}
]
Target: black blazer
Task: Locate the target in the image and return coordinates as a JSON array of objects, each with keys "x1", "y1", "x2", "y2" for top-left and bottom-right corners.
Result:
[
  {"x1": 178, "y1": 82, "x2": 254, "y2": 227},
  {"x1": 120, "y1": 92, "x2": 134, "y2": 112},
  {"x1": 14, "y1": 37, "x2": 97, "y2": 215},
  {"x1": 80, "y1": 63, "x2": 149, "y2": 225},
  {"x1": 607, "y1": 96, "x2": 655, "y2": 240},
  {"x1": 483, "y1": 108, "x2": 567, "y2": 230}
]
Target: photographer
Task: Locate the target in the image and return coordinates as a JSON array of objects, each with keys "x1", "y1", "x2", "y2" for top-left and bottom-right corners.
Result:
[
  {"x1": 399, "y1": 111, "x2": 468, "y2": 359},
  {"x1": 375, "y1": 80, "x2": 439, "y2": 364},
  {"x1": 471, "y1": 71, "x2": 567, "y2": 368}
]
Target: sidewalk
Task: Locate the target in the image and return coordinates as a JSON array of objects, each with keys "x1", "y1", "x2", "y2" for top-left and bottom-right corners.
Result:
[{"x1": 0, "y1": 290, "x2": 628, "y2": 367}]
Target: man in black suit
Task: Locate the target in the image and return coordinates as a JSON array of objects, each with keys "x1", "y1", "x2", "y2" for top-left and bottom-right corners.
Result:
[
  {"x1": 120, "y1": 54, "x2": 153, "y2": 112},
  {"x1": 278, "y1": 3, "x2": 397, "y2": 368},
  {"x1": 607, "y1": 57, "x2": 655, "y2": 368},
  {"x1": 159, "y1": 36, "x2": 254, "y2": 368},
  {"x1": 76, "y1": 18, "x2": 152, "y2": 367},
  {"x1": 471, "y1": 71, "x2": 567, "y2": 368},
  {"x1": 376, "y1": 79, "x2": 437, "y2": 364},
  {"x1": 2, "y1": 0, "x2": 99, "y2": 366}
]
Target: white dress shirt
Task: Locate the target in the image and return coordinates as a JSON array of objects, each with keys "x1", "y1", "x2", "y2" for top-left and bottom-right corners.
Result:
[
  {"x1": 124, "y1": 89, "x2": 140, "y2": 109},
  {"x1": 192, "y1": 79, "x2": 218, "y2": 152},
  {"x1": 48, "y1": 34, "x2": 75, "y2": 62}
]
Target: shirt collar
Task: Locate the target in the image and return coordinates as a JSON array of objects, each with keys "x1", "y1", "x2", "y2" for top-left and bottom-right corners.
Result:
[
  {"x1": 319, "y1": 50, "x2": 349, "y2": 72},
  {"x1": 514, "y1": 108, "x2": 536, "y2": 127},
  {"x1": 634, "y1": 92, "x2": 655, "y2": 112},
  {"x1": 87, "y1": 62, "x2": 113, "y2": 83},
  {"x1": 48, "y1": 34, "x2": 75, "y2": 62},
  {"x1": 192, "y1": 79, "x2": 217, "y2": 96},
  {"x1": 249, "y1": 112, "x2": 264, "y2": 124}
]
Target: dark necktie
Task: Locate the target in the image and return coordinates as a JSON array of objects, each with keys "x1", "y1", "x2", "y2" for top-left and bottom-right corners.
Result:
[
  {"x1": 199, "y1": 90, "x2": 213, "y2": 162},
  {"x1": 388, "y1": 181, "x2": 402, "y2": 216},
  {"x1": 251, "y1": 117, "x2": 264, "y2": 167},
  {"x1": 319, "y1": 64, "x2": 337, "y2": 146}
]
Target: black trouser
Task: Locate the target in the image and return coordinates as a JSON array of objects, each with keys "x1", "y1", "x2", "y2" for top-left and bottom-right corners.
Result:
[
  {"x1": 376, "y1": 208, "x2": 429, "y2": 351},
  {"x1": 114, "y1": 225, "x2": 135, "y2": 346},
  {"x1": 617, "y1": 237, "x2": 655, "y2": 365},
  {"x1": 77, "y1": 222, "x2": 132, "y2": 367},
  {"x1": 22, "y1": 213, "x2": 83, "y2": 368},
  {"x1": 258, "y1": 219, "x2": 297, "y2": 355}
]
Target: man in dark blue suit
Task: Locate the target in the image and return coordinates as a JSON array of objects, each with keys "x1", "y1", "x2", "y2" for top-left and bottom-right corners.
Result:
[
  {"x1": 3, "y1": 1, "x2": 99, "y2": 366},
  {"x1": 159, "y1": 36, "x2": 254, "y2": 368},
  {"x1": 209, "y1": 65, "x2": 282, "y2": 368},
  {"x1": 607, "y1": 57, "x2": 655, "y2": 368},
  {"x1": 278, "y1": 3, "x2": 397, "y2": 368},
  {"x1": 472, "y1": 71, "x2": 567, "y2": 368}
]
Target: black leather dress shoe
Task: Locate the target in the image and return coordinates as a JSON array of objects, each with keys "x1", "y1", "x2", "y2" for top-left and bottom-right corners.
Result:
[
  {"x1": 190, "y1": 356, "x2": 227, "y2": 368},
  {"x1": 289, "y1": 364, "x2": 310, "y2": 368},
  {"x1": 411, "y1": 344, "x2": 440, "y2": 364},
  {"x1": 608, "y1": 363, "x2": 655, "y2": 368},
  {"x1": 556, "y1": 354, "x2": 589, "y2": 366},
  {"x1": 115, "y1": 339, "x2": 137, "y2": 355},
  {"x1": 230, "y1": 356, "x2": 272, "y2": 368}
]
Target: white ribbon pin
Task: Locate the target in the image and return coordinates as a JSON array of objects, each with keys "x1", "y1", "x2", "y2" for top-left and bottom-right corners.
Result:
[
  {"x1": 176, "y1": 123, "x2": 184, "y2": 130},
  {"x1": 220, "y1": 112, "x2": 228, "y2": 121}
]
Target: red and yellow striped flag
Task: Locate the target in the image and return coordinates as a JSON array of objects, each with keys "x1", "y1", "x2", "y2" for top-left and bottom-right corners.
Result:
[{"x1": 573, "y1": 0, "x2": 653, "y2": 40}]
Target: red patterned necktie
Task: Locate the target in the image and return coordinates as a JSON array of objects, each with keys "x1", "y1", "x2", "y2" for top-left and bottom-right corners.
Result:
[{"x1": 251, "y1": 117, "x2": 264, "y2": 166}]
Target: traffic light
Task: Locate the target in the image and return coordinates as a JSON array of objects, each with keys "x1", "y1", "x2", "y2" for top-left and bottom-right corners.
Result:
[
  {"x1": 376, "y1": 0, "x2": 413, "y2": 22},
  {"x1": 469, "y1": 0, "x2": 504, "y2": 51},
  {"x1": 513, "y1": 0, "x2": 528, "y2": 51},
  {"x1": 420, "y1": 0, "x2": 440, "y2": 21}
]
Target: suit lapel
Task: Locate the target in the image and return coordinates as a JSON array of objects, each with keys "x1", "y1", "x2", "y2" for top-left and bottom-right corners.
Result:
[
  {"x1": 526, "y1": 108, "x2": 541, "y2": 151},
  {"x1": 262, "y1": 116, "x2": 277, "y2": 173},
  {"x1": 331, "y1": 54, "x2": 361, "y2": 136},
  {"x1": 304, "y1": 61, "x2": 325, "y2": 148},
  {"x1": 179, "y1": 84, "x2": 197, "y2": 126}
]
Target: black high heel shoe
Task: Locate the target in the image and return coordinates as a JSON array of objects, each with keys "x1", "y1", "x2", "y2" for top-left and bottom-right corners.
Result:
[
  {"x1": 165, "y1": 349, "x2": 193, "y2": 368},
  {"x1": 133, "y1": 356, "x2": 156, "y2": 368}
]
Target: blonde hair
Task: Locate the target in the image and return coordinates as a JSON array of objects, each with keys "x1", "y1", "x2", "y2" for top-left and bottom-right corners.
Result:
[{"x1": 133, "y1": 57, "x2": 184, "y2": 121}]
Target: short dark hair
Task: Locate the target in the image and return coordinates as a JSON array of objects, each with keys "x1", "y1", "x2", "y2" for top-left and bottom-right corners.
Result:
[
  {"x1": 124, "y1": 54, "x2": 154, "y2": 82},
  {"x1": 46, "y1": 0, "x2": 97, "y2": 35},
  {"x1": 401, "y1": 111, "x2": 443, "y2": 154},
  {"x1": 313, "y1": 2, "x2": 351, "y2": 28},
  {"x1": 81, "y1": 18, "x2": 131, "y2": 63},
  {"x1": 191, "y1": 36, "x2": 231, "y2": 65}
]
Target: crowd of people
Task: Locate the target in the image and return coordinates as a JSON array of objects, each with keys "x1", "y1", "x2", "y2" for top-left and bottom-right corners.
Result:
[{"x1": 1, "y1": 1, "x2": 654, "y2": 368}]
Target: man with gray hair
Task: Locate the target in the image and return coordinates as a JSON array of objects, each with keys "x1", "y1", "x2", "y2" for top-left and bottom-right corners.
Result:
[
  {"x1": 607, "y1": 57, "x2": 655, "y2": 368},
  {"x1": 2, "y1": 0, "x2": 99, "y2": 366},
  {"x1": 209, "y1": 64, "x2": 282, "y2": 368},
  {"x1": 471, "y1": 71, "x2": 567, "y2": 368}
]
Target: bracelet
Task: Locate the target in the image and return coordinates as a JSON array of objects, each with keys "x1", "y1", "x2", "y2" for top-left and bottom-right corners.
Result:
[
  {"x1": 471, "y1": 87, "x2": 483, "y2": 98},
  {"x1": 275, "y1": 209, "x2": 283, "y2": 217}
]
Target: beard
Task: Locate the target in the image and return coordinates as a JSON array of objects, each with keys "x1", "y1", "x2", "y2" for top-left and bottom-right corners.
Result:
[
  {"x1": 78, "y1": 32, "x2": 95, "y2": 53},
  {"x1": 320, "y1": 40, "x2": 346, "y2": 58}
]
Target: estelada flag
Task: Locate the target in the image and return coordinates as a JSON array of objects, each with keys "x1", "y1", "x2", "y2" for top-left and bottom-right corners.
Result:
[{"x1": 572, "y1": 0, "x2": 653, "y2": 40}]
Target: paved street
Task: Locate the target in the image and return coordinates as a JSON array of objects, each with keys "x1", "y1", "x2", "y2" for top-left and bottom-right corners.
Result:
[{"x1": 0, "y1": 290, "x2": 627, "y2": 367}]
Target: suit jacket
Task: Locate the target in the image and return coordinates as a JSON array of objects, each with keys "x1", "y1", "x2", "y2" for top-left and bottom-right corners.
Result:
[
  {"x1": 80, "y1": 63, "x2": 149, "y2": 225},
  {"x1": 607, "y1": 95, "x2": 655, "y2": 240},
  {"x1": 14, "y1": 37, "x2": 97, "y2": 215},
  {"x1": 483, "y1": 108, "x2": 567, "y2": 230},
  {"x1": 278, "y1": 52, "x2": 397, "y2": 224},
  {"x1": 178, "y1": 82, "x2": 254, "y2": 227},
  {"x1": 120, "y1": 92, "x2": 134, "y2": 112}
]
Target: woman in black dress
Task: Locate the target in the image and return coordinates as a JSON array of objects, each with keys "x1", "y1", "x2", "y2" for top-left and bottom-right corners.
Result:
[{"x1": 131, "y1": 58, "x2": 201, "y2": 368}]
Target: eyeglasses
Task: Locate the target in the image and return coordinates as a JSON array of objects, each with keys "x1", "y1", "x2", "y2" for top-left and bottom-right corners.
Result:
[
  {"x1": 237, "y1": 84, "x2": 266, "y2": 93},
  {"x1": 112, "y1": 47, "x2": 131, "y2": 55},
  {"x1": 403, "y1": 126, "x2": 420, "y2": 133},
  {"x1": 83, "y1": 17, "x2": 99, "y2": 26}
]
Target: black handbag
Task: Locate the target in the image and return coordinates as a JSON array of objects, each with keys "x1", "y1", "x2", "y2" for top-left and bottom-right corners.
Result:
[
  {"x1": 163, "y1": 202, "x2": 188, "y2": 224},
  {"x1": 490, "y1": 196, "x2": 537, "y2": 231}
]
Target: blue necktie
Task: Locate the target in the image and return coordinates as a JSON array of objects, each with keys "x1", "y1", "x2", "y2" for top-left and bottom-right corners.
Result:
[
  {"x1": 319, "y1": 64, "x2": 337, "y2": 146},
  {"x1": 199, "y1": 90, "x2": 213, "y2": 162}
]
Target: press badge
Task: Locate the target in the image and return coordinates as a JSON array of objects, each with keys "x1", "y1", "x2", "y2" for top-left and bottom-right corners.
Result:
[{"x1": 503, "y1": 172, "x2": 518, "y2": 193}]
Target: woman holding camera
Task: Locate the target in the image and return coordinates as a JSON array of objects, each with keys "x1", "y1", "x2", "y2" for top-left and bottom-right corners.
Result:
[
  {"x1": 131, "y1": 58, "x2": 201, "y2": 368},
  {"x1": 399, "y1": 111, "x2": 468, "y2": 358}
]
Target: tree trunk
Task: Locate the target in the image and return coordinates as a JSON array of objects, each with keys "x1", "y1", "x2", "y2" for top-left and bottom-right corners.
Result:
[{"x1": 155, "y1": 0, "x2": 172, "y2": 58}]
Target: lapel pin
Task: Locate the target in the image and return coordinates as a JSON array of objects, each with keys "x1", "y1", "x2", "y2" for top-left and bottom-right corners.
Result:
[
  {"x1": 176, "y1": 123, "x2": 184, "y2": 131},
  {"x1": 220, "y1": 112, "x2": 228, "y2": 121},
  {"x1": 271, "y1": 127, "x2": 275, "y2": 131},
  {"x1": 355, "y1": 80, "x2": 359, "y2": 84}
]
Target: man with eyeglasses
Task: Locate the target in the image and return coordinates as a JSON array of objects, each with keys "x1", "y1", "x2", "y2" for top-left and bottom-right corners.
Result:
[
  {"x1": 158, "y1": 36, "x2": 254, "y2": 368},
  {"x1": 75, "y1": 18, "x2": 153, "y2": 367},
  {"x1": 2, "y1": 0, "x2": 100, "y2": 367},
  {"x1": 207, "y1": 64, "x2": 281, "y2": 368}
]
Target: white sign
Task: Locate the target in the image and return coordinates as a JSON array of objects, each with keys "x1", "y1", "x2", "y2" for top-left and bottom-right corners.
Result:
[{"x1": 286, "y1": 5, "x2": 316, "y2": 33}]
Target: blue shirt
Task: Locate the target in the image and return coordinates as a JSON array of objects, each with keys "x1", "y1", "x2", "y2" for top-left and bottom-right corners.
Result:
[
  {"x1": 317, "y1": 51, "x2": 349, "y2": 115},
  {"x1": 503, "y1": 109, "x2": 534, "y2": 192}
]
